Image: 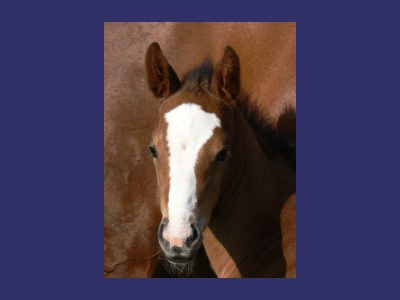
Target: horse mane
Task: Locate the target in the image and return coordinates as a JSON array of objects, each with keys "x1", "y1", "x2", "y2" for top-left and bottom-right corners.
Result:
[
  {"x1": 235, "y1": 97, "x2": 296, "y2": 170},
  {"x1": 181, "y1": 58, "x2": 214, "y2": 93},
  {"x1": 181, "y1": 60, "x2": 296, "y2": 170}
]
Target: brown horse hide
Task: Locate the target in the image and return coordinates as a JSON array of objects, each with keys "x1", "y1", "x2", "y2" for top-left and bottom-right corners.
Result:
[{"x1": 104, "y1": 22, "x2": 295, "y2": 278}]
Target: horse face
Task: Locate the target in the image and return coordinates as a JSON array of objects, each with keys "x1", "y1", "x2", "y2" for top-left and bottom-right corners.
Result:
[
  {"x1": 146, "y1": 43, "x2": 239, "y2": 263},
  {"x1": 150, "y1": 92, "x2": 232, "y2": 263}
]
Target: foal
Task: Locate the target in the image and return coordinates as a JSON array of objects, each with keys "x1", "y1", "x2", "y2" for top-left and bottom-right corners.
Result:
[{"x1": 145, "y1": 42, "x2": 296, "y2": 278}]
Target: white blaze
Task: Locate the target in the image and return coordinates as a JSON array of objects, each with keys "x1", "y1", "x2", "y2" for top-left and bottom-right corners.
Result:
[{"x1": 164, "y1": 103, "x2": 221, "y2": 240}]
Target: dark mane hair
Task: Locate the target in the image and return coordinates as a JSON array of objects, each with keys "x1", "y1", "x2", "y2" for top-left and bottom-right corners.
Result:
[
  {"x1": 182, "y1": 60, "x2": 296, "y2": 170},
  {"x1": 181, "y1": 59, "x2": 214, "y2": 93},
  {"x1": 235, "y1": 97, "x2": 296, "y2": 170}
]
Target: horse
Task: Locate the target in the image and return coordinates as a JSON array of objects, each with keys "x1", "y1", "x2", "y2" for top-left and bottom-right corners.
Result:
[
  {"x1": 104, "y1": 22, "x2": 295, "y2": 278},
  {"x1": 145, "y1": 42, "x2": 296, "y2": 277}
]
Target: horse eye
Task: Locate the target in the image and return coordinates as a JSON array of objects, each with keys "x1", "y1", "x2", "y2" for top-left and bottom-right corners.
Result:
[
  {"x1": 215, "y1": 149, "x2": 229, "y2": 163},
  {"x1": 149, "y1": 146, "x2": 158, "y2": 158}
]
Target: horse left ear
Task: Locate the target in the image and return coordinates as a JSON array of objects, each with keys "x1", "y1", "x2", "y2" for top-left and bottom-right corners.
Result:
[{"x1": 214, "y1": 46, "x2": 241, "y2": 103}]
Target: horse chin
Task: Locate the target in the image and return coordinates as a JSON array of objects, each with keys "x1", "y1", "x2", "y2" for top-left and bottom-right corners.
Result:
[
  {"x1": 166, "y1": 256, "x2": 194, "y2": 265},
  {"x1": 164, "y1": 255, "x2": 197, "y2": 277}
]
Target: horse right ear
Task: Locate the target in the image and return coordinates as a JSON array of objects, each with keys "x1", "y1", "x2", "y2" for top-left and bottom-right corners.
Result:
[{"x1": 145, "y1": 42, "x2": 181, "y2": 99}]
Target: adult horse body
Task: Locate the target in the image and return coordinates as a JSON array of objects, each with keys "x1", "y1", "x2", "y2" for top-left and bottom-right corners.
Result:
[{"x1": 104, "y1": 22, "x2": 295, "y2": 278}]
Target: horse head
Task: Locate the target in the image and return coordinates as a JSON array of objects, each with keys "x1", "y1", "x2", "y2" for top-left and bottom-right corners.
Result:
[{"x1": 145, "y1": 42, "x2": 240, "y2": 264}]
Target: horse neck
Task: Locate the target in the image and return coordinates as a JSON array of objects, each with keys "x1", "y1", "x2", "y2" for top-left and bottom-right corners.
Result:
[{"x1": 202, "y1": 107, "x2": 295, "y2": 278}]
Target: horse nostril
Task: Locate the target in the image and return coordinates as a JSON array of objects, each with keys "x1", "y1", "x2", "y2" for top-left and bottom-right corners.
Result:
[
  {"x1": 191, "y1": 225, "x2": 198, "y2": 241},
  {"x1": 186, "y1": 224, "x2": 200, "y2": 247},
  {"x1": 158, "y1": 220, "x2": 168, "y2": 244}
]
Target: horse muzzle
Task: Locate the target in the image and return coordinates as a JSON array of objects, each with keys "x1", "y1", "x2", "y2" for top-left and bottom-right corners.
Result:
[{"x1": 158, "y1": 218, "x2": 203, "y2": 263}]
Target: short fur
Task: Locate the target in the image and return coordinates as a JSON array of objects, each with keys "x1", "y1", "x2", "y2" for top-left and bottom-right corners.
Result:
[
  {"x1": 147, "y1": 43, "x2": 296, "y2": 278},
  {"x1": 182, "y1": 59, "x2": 295, "y2": 169}
]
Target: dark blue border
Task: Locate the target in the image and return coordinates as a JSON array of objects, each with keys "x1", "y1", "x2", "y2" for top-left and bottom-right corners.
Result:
[{"x1": 2, "y1": 0, "x2": 398, "y2": 299}]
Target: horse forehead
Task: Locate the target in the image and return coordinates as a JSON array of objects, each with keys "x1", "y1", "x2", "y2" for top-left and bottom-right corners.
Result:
[{"x1": 163, "y1": 103, "x2": 221, "y2": 146}]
